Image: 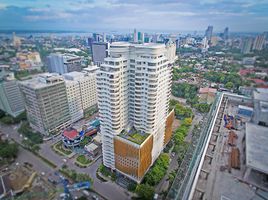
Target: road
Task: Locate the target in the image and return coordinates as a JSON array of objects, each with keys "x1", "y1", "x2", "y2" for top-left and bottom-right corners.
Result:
[{"x1": 0, "y1": 123, "x2": 130, "y2": 200}]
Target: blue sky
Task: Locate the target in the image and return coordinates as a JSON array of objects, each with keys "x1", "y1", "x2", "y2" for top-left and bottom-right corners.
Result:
[{"x1": 0, "y1": 0, "x2": 268, "y2": 32}]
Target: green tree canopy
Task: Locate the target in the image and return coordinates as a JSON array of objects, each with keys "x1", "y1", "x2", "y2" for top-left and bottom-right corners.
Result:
[
  {"x1": 135, "y1": 184, "x2": 154, "y2": 200},
  {"x1": 0, "y1": 140, "x2": 18, "y2": 159}
]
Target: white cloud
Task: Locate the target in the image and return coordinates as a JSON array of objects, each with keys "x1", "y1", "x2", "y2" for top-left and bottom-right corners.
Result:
[
  {"x1": 25, "y1": 11, "x2": 73, "y2": 21},
  {"x1": 0, "y1": 3, "x2": 6, "y2": 9}
]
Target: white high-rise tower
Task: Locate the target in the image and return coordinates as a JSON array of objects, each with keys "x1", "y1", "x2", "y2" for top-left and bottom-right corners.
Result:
[
  {"x1": 97, "y1": 42, "x2": 176, "y2": 182},
  {"x1": 133, "y1": 29, "x2": 138, "y2": 43}
]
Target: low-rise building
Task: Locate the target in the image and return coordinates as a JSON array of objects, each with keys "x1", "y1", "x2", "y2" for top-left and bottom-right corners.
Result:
[
  {"x1": 16, "y1": 52, "x2": 42, "y2": 70},
  {"x1": 84, "y1": 142, "x2": 99, "y2": 156},
  {"x1": 199, "y1": 87, "x2": 217, "y2": 104},
  {"x1": 62, "y1": 127, "x2": 83, "y2": 148}
]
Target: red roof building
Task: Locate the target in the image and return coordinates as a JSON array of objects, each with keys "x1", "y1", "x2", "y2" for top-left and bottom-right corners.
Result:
[
  {"x1": 63, "y1": 128, "x2": 78, "y2": 140},
  {"x1": 239, "y1": 69, "x2": 254, "y2": 76},
  {"x1": 250, "y1": 79, "x2": 266, "y2": 84}
]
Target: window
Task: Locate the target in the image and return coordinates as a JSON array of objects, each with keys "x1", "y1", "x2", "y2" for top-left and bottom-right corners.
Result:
[{"x1": 148, "y1": 62, "x2": 156, "y2": 66}]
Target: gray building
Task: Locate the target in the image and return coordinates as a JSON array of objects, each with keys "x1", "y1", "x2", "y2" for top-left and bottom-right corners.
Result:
[
  {"x1": 0, "y1": 70, "x2": 24, "y2": 117},
  {"x1": 47, "y1": 53, "x2": 82, "y2": 74},
  {"x1": 252, "y1": 88, "x2": 268, "y2": 126},
  {"x1": 252, "y1": 34, "x2": 266, "y2": 51},
  {"x1": 241, "y1": 38, "x2": 253, "y2": 54},
  {"x1": 19, "y1": 73, "x2": 71, "y2": 135},
  {"x1": 205, "y1": 25, "x2": 213, "y2": 41},
  {"x1": 91, "y1": 42, "x2": 109, "y2": 66}
]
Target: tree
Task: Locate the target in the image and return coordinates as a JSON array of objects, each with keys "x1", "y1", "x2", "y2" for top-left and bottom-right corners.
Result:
[
  {"x1": 0, "y1": 110, "x2": 5, "y2": 118},
  {"x1": 127, "y1": 182, "x2": 137, "y2": 192},
  {"x1": 18, "y1": 122, "x2": 43, "y2": 144},
  {"x1": 195, "y1": 103, "x2": 211, "y2": 113},
  {"x1": 135, "y1": 184, "x2": 154, "y2": 200},
  {"x1": 174, "y1": 131, "x2": 184, "y2": 144},
  {"x1": 169, "y1": 99, "x2": 178, "y2": 108},
  {"x1": 183, "y1": 118, "x2": 192, "y2": 127},
  {"x1": 143, "y1": 153, "x2": 170, "y2": 186},
  {"x1": 225, "y1": 82, "x2": 234, "y2": 89},
  {"x1": 0, "y1": 141, "x2": 18, "y2": 159},
  {"x1": 0, "y1": 116, "x2": 14, "y2": 124}
]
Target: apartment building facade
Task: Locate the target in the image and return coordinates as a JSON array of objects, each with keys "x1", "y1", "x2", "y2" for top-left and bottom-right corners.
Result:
[
  {"x1": 0, "y1": 72, "x2": 25, "y2": 117},
  {"x1": 97, "y1": 42, "x2": 176, "y2": 182},
  {"x1": 63, "y1": 65, "x2": 98, "y2": 123},
  {"x1": 19, "y1": 73, "x2": 71, "y2": 135}
]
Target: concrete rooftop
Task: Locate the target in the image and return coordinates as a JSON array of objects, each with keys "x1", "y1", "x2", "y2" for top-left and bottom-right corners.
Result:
[{"x1": 246, "y1": 123, "x2": 268, "y2": 174}]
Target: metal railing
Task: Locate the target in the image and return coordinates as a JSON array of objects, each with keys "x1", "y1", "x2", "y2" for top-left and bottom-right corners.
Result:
[{"x1": 166, "y1": 92, "x2": 223, "y2": 200}]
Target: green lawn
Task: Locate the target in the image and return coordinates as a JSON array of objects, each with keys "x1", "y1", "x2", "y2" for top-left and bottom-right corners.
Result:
[
  {"x1": 128, "y1": 133, "x2": 148, "y2": 144},
  {"x1": 53, "y1": 142, "x2": 72, "y2": 155},
  {"x1": 76, "y1": 155, "x2": 91, "y2": 165}
]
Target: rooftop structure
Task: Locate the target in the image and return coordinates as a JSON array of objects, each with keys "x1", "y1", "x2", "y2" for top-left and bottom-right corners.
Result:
[
  {"x1": 63, "y1": 128, "x2": 79, "y2": 140},
  {"x1": 84, "y1": 142, "x2": 99, "y2": 156},
  {"x1": 91, "y1": 42, "x2": 109, "y2": 66},
  {"x1": 47, "y1": 53, "x2": 82, "y2": 74},
  {"x1": 199, "y1": 87, "x2": 217, "y2": 104},
  {"x1": 118, "y1": 128, "x2": 150, "y2": 145},
  {"x1": 199, "y1": 87, "x2": 217, "y2": 94},
  {"x1": 252, "y1": 88, "x2": 268, "y2": 126},
  {"x1": 20, "y1": 73, "x2": 64, "y2": 89},
  {"x1": 245, "y1": 123, "x2": 268, "y2": 174}
]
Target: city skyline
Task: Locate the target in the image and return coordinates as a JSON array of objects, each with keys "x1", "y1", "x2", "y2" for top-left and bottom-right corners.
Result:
[{"x1": 0, "y1": 0, "x2": 268, "y2": 32}]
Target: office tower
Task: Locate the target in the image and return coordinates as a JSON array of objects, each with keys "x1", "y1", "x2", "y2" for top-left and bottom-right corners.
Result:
[
  {"x1": 88, "y1": 37, "x2": 93, "y2": 47},
  {"x1": 264, "y1": 32, "x2": 268, "y2": 40},
  {"x1": 252, "y1": 34, "x2": 266, "y2": 51},
  {"x1": 91, "y1": 42, "x2": 109, "y2": 66},
  {"x1": 205, "y1": 25, "x2": 213, "y2": 41},
  {"x1": 152, "y1": 34, "x2": 158, "y2": 43},
  {"x1": 63, "y1": 66, "x2": 98, "y2": 123},
  {"x1": 0, "y1": 69, "x2": 24, "y2": 117},
  {"x1": 202, "y1": 37, "x2": 209, "y2": 51},
  {"x1": 12, "y1": 32, "x2": 21, "y2": 48},
  {"x1": 47, "y1": 53, "x2": 82, "y2": 74},
  {"x1": 97, "y1": 42, "x2": 177, "y2": 182},
  {"x1": 140, "y1": 32, "x2": 144, "y2": 43},
  {"x1": 138, "y1": 32, "x2": 144, "y2": 43},
  {"x1": 19, "y1": 74, "x2": 71, "y2": 135},
  {"x1": 223, "y1": 27, "x2": 229, "y2": 40},
  {"x1": 133, "y1": 29, "x2": 138, "y2": 43},
  {"x1": 103, "y1": 33, "x2": 107, "y2": 42},
  {"x1": 93, "y1": 33, "x2": 102, "y2": 42},
  {"x1": 241, "y1": 38, "x2": 253, "y2": 54},
  {"x1": 137, "y1": 32, "x2": 144, "y2": 43},
  {"x1": 144, "y1": 37, "x2": 150, "y2": 43}
]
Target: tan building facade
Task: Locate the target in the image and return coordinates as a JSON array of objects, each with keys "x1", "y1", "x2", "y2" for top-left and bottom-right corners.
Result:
[{"x1": 114, "y1": 134, "x2": 153, "y2": 182}]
